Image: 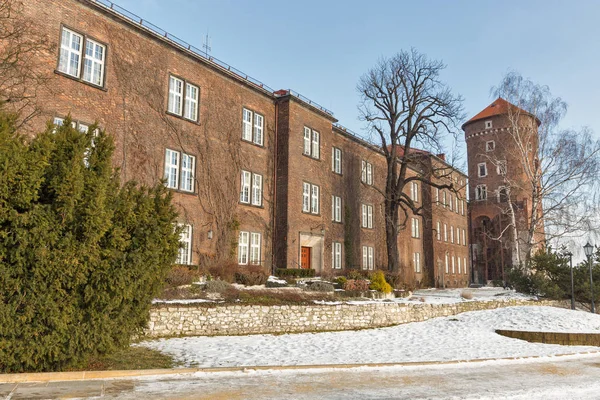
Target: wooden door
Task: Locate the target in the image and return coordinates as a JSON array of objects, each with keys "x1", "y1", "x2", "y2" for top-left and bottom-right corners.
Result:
[{"x1": 300, "y1": 246, "x2": 311, "y2": 269}]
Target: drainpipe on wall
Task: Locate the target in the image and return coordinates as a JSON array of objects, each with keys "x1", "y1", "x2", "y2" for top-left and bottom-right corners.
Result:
[{"x1": 271, "y1": 99, "x2": 278, "y2": 276}]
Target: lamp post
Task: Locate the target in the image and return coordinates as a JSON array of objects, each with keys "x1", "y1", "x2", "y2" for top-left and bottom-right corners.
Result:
[
  {"x1": 565, "y1": 251, "x2": 575, "y2": 310},
  {"x1": 584, "y1": 242, "x2": 595, "y2": 314}
]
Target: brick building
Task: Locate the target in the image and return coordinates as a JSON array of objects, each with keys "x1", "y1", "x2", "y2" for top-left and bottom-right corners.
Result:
[
  {"x1": 463, "y1": 98, "x2": 543, "y2": 283},
  {"x1": 6, "y1": 0, "x2": 469, "y2": 287}
]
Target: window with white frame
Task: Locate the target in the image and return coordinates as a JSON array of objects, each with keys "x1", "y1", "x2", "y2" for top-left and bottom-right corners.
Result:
[
  {"x1": 462, "y1": 229, "x2": 466, "y2": 246},
  {"x1": 450, "y1": 225, "x2": 454, "y2": 243},
  {"x1": 303, "y1": 127, "x2": 320, "y2": 158},
  {"x1": 250, "y1": 232, "x2": 261, "y2": 265},
  {"x1": 303, "y1": 182, "x2": 319, "y2": 214},
  {"x1": 485, "y1": 120, "x2": 493, "y2": 129},
  {"x1": 332, "y1": 195, "x2": 342, "y2": 222},
  {"x1": 445, "y1": 252, "x2": 449, "y2": 273},
  {"x1": 176, "y1": 224, "x2": 193, "y2": 265},
  {"x1": 452, "y1": 255, "x2": 455, "y2": 274},
  {"x1": 332, "y1": 147, "x2": 342, "y2": 174},
  {"x1": 332, "y1": 242, "x2": 342, "y2": 269},
  {"x1": 413, "y1": 252, "x2": 421, "y2": 273},
  {"x1": 362, "y1": 204, "x2": 373, "y2": 229},
  {"x1": 362, "y1": 246, "x2": 374, "y2": 270},
  {"x1": 58, "y1": 27, "x2": 106, "y2": 87},
  {"x1": 498, "y1": 186, "x2": 509, "y2": 203},
  {"x1": 240, "y1": 170, "x2": 263, "y2": 206},
  {"x1": 435, "y1": 187, "x2": 439, "y2": 204},
  {"x1": 455, "y1": 195, "x2": 460, "y2": 213},
  {"x1": 456, "y1": 227, "x2": 460, "y2": 244},
  {"x1": 442, "y1": 190, "x2": 447, "y2": 207},
  {"x1": 461, "y1": 199, "x2": 465, "y2": 215},
  {"x1": 486, "y1": 140, "x2": 495, "y2": 151},
  {"x1": 464, "y1": 257, "x2": 467, "y2": 274},
  {"x1": 449, "y1": 192, "x2": 453, "y2": 210},
  {"x1": 411, "y1": 217, "x2": 420, "y2": 238},
  {"x1": 164, "y1": 149, "x2": 196, "y2": 193},
  {"x1": 238, "y1": 231, "x2": 262, "y2": 265},
  {"x1": 476, "y1": 184, "x2": 487, "y2": 200},
  {"x1": 167, "y1": 75, "x2": 199, "y2": 122},
  {"x1": 361, "y1": 160, "x2": 373, "y2": 185},
  {"x1": 444, "y1": 223, "x2": 448, "y2": 242},
  {"x1": 458, "y1": 256, "x2": 462, "y2": 274},
  {"x1": 478, "y1": 163, "x2": 488, "y2": 177},
  {"x1": 410, "y1": 182, "x2": 419, "y2": 203},
  {"x1": 437, "y1": 221, "x2": 441, "y2": 241},
  {"x1": 497, "y1": 160, "x2": 507, "y2": 176},
  {"x1": 241, "y1": 108, "x2": 264, "y2": 146}
]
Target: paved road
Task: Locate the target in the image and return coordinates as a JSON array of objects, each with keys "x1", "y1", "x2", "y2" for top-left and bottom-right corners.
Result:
[{"x1": 4, "y1": 354, "x2": 600, "y2": 399}]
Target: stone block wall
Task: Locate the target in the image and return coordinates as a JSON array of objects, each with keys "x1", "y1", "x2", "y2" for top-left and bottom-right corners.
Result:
[
  {"x1": 496, "y1": 329, "x2": 600, "y2": 346},
  {"x1": 146, "y1": 299, "x2": 556, "y2": 338}
]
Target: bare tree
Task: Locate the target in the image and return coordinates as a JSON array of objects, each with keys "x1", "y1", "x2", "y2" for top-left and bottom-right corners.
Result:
[
  {"x1": 0, "y1": 0, "x2": 52, "y2": 126},
  {"x1": 357, "y1": 49, "x2": 464, "y2": 271},
  {"x1": 492, "y1": 71, "x2": 600, "y2": 266}
]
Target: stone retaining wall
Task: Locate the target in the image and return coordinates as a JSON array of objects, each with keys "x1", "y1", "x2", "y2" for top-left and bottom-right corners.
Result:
[
  {"x1": 496, "y1": 329, "x2": 600, "y2": 346},
  {"x1": 146, "y1": 299, "x2": 558, "y2": 338}
]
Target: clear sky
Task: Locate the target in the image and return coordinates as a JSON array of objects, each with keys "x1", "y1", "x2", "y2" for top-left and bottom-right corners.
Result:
[{"x1": 114, "y1": 0, "x2": 599, "y2": 147}]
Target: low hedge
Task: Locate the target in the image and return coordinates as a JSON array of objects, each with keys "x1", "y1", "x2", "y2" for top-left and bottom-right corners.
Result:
[{"x1": 276, "y1": 268, "x2": 316, "y2": 278}]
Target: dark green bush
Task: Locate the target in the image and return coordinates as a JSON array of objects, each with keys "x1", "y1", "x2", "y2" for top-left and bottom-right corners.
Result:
[
  {"x1": 305, "y1": 281, "x2": 335, "y2": 292},
  {"x1": 204, "y1": 280, "x2": 234, "y2": 293},
  {"x1": 0, "y1": 113, "x2": 180, "y2": 372},
  {"x1": 235, "y1": 265, "x2": 269, "y2": 286},
  {"x1": 276, "y1": 268, "x2": 315, "y2": 278}
]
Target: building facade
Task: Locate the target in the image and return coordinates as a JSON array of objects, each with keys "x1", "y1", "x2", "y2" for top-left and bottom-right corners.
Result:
[
  {"x1": 7, "y1": 0, "x2": 469, "y2": 287},
  {"x1": 463, "y1": 98, "x2": 542, "y2": 283}
]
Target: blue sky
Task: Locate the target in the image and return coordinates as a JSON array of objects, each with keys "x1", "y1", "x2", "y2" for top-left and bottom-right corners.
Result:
[{"x1": 114, "y1": 0, "x2": 600, "y2": 145}]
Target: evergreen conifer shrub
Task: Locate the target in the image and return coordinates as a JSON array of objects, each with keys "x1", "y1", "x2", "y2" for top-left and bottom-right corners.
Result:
[{"x1": 0, "y1": 113, "x2": 180, "y2": 372}]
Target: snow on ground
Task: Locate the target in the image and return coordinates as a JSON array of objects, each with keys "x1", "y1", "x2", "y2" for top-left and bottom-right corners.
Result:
[
  {"x1": 400, "y1": 287, "x2": 535, "y2": 304},
  {"x1": 140, "y1": 306, "x2": 600, "y2": 368}
]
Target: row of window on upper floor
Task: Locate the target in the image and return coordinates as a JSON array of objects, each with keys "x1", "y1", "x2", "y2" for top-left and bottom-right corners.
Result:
[
  {"x1": 435, "y1": 222, "x2": 468, "y2": 247},
  {"x1": 434, "y1": 187, "x2": 466, "y2": 216}
]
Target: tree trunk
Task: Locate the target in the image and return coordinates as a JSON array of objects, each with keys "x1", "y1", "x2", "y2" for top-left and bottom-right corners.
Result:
[
  {"x1": 385, "y1": 198, "x2": 400, "y2": 272},
  {"x1": 507, "y1": 200, "x2": 521, "y2": 267}
]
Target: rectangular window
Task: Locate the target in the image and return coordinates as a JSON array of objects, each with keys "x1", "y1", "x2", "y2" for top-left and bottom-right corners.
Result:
[
  {"x1": 332, "y1": 242, "x2": 342, "y2": 269},
  {"x1": 452, "y1": 255, "x2": 456, "y2": 274},
  {"x1": 456, "y1": 227, "x2": 460, "y2": 245},
  {"x1": 164, "y1": 149, "x2": 180, "y2": 189},
  {"x1": 449, "y1": 193, "x2": 453, "y2": 210},
  {"x1": 411, "y1": 217, "x2": 420, "y2": 238},
  {"x1": 312, "y1": 130, "x2": 320, "y2": 159},
  {"x1": 461, "y1": 199, "x2": 465, "y2": 215},
  {"x1": 242, "y1": 108, "x2": 253, "y2": 141},
  {"x1": 362, "y1": 246, "x2": 374, "y2": 270},
  {"x1": 250, "y1": 232, "x2": 261, "y2": 265},
  {"x1": 311, "y1": 184, "x2": 319, "y2": 214},
  {"x1": 180, "y1": 153, "x2": 196, "y2": 192},
  {"x1": 332, "y1": 195, "x2": 342, "y2": 222},
  {"x1": 168, "y1": 75, "x2": 199, "y2": 122},
  {"x1": 443, "y1": 191, "x2": 447, "y2": 207},
  {"x1": 458, "y1": 257, "x2": 462, "y2": 274},
  {"x1": 240, "y1": 171, "x2": 263, "y2": 206},
  {"x1": 303, "y1": 182, "x2": 319, "y2": 214},
  {"x1": 462, "y1": 229, "x2": 466, "y2": 246},
  {"x1": 444, "y1": 223, "x2": 448, "y2": 242},
  {"x1": 437, "y1": 221, "x2": 441, "y2": 241},
  {"x1": 450, "y1": 225, "x2": 454, "y2": 243},
  {"x1": 411, "y1": 182, "x2": 419, "y2": 202},
  {"x1": 184, "y1": 83, "x2": 199, "y2": 121},
  {"x1": 302, "y1": 182, "x2": 310, "y2": 212},
  {"x1": 476, "y1": 185, "x2": 487, "y2": 201},
  {"x1": 242, "y1": 108, "x2": 264, "y2": 146},
  {"x1": 240, "y1": 170, "x2": 251, "y2": 204},
  {"x1": 361, "y1": 161, "x2": 373, "y2": 185},
  {"x1": 332, "y1": 147, "x2": 342, "y2": 174},
  {"x1": 435, "y1": 187, "x2": 439, "y2": 204},
  {"x1": 464, "y1": 257, "x2": 468, "y2": 274},
  {"x1": 303, "y1": 127, "x2": 311, "y2": 155},
  {"x1": 168, "y1": 76, "x2": 184, "y2": 116},
  {"x1": 413, "y1": 252, "x2": 421, "y2": 273},
  {"x1": 478, "y1": 163, "x2": 488, "y2": 178},
  {"x1": 486, "y1": 140, "x2": 495, "y2": 151},
  {"x1": 58, "y1": 27, "x2": 83, "y2": 78},
  {"x1": 497, "y1": 160, "x2": 507, "y2": 176},
  {"x1": 362, "y1": 204, "x2": 373, "y2": 229},
  {"x1": 176, "y1": 224, "x2": 192, "y2": 265},
  {"x1": 252, "y1": 173, "x2": 263, "y2": 206},
  {"x1": 445, "y1": 253, "x2": 449, "y2": 274},
  {"x1": 82, "y1": 38, "x2": 105, "y2": 86},
  {"x1": 238, "y1": 231, "x2": 249, "y2": 265}
]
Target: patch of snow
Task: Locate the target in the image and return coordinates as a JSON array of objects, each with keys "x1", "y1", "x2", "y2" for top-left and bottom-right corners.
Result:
[
  {"x1": 140, "y1": 306, "x2": 600, "y2": 368},
  {"x1": 267, "y1": 276, "x2": 287, "y2": 285}
]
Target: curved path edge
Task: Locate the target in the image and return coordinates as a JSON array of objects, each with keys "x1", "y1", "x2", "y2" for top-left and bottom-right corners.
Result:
[{"x1": 2, "y1": 350, "x2": 599, "y2": 384}]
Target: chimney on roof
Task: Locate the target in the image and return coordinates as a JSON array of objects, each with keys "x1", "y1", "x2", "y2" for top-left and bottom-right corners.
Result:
[
  {"x1": 437, "y1": 153, "x2": 446, "y2": 161},
  {"x1": 274, "y1": 89, "x2": 288, "y2": 97}
]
